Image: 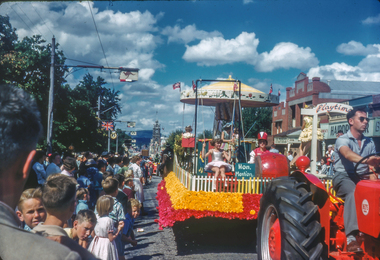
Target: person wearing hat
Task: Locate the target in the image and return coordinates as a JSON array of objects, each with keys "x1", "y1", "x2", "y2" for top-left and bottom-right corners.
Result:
[
  {"x1": 123, "y1": 171, "x2": 136, "y2": 200},
  {"x1": 248, "y1": 132, "x2": 270, "y2": 164}
]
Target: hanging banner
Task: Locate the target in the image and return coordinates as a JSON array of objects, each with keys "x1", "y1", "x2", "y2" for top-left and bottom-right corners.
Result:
[
  {"x1": 127, "y1": 121, "x2": 136, "y2": 128},
  {"x1": 120, "y1": 70, "x2": 138, "y2": 82}
]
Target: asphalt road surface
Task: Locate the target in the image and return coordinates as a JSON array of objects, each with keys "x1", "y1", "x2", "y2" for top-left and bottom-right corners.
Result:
[{"x1": 123, "y1": 175, "x2": 258, "y2": 260}]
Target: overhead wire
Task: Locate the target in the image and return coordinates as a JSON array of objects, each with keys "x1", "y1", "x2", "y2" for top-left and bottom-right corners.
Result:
[
  {"x1": 10, "y1": 4, "x2": 35, "y2": 34},
  {"x1": 11, "y1": 2, "x2": 114, "y2": 81},
  {"x1": 15, "y1": 3, "x2": 45, "y2": 37},
  {"x1": 87, "y1": 1, "x2": 115, "y2": 89},
  {"x1": 30, "y1": 3, "x2": 55, "y2": 38}
]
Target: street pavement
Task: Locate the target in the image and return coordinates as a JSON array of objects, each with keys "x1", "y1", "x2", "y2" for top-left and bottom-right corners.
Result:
[{"x1": 123, "y1": 175, "x2": 258, "y2": 260}]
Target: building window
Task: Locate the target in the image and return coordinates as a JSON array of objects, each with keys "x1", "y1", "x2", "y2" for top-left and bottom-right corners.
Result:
[
  {"x1": 282, "y1": 109, "x2": 285, "y2": 115},
  {"x1": 297, "y1": 82, "x2": 303, "y2": 93},
  {"x1": 275, "y1": 122, "x2": 282, "y2": 134},
  {"x1": 289, "y1": 89, "x2": 295, "y2": 97},
  {"x1": 307, "y1": 83, "x2": 313, "y2": 92},
  {"x1": 274, "y1": 111, "x2": 277, "y2": 117}
]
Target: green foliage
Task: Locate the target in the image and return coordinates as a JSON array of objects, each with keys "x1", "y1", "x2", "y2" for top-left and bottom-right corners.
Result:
[
  {"x1": 166, "y1": 129, "x2": 183, "y2": 149},
  {"x1": 197, "y1": 129, "x2": 213, "y2": 139},
  {"x1": 242, "y1": 107, "x2": 272, "y2": 138},
  {"x1": 0, "y1": 16, "x2": 122, "y2": 154}
]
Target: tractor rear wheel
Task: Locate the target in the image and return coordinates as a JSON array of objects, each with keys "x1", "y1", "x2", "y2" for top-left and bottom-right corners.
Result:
[{"x1": 257, "y1": 177, "x2": 325, "y2": 260}]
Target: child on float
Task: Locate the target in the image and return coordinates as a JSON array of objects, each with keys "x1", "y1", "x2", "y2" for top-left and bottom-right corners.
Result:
[
  {"x1": 16, "y1": 188, "x2": 46, "y2": 231},
  {"x1": 202, "y1": 138, "x2": 232, "y2": 181},
  {"x1": 89, "y1": 195, "x2": 124, "y2": 260},
  {"x1": 248, "y1": 132, "x2": 270, "y2": 164},
  {"x1": 221, "y1": 123, "x2": 236, "y2": 151}
]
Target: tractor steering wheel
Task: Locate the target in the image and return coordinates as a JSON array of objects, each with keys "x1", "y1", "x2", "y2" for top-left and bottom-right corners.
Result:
[{"x1": 354, "y1": 152, "x2": 380, "y2": 180}]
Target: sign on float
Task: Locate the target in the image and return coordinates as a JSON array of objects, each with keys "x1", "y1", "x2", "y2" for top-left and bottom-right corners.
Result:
[{"x1": 235, "y1": 163, "x2": 255, "y2": 179}]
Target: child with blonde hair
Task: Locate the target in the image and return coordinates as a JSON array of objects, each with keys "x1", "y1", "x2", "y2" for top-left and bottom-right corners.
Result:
[
  {"x1": 16, "y1": 188, "x2": 46, "y2": 231},
  {"x1": 121, "y1": 198, "x2": 141, "y2": 247},
  {"x1": 89, "y1": 195, "x2": 124, "y2": 260}
]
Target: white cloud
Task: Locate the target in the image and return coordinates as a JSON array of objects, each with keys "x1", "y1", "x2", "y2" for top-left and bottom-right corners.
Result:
[
  {"x1": 162, "y1": 24, "x2": 223, "y2": 44},
  {"x1": 1, "y1": 2, "x2": 164, "y2": 81},
  {"x1": 183, "y1": 32, "x2": 260, "y2": 66},
  {"x1": 182, "y1": 34, "x2": 318, "y2": 72},
  {"x1": 362, "y1": 13, "x2": 380, "y2": 25},
  {"x1": 336, "y1": 41, "x2": 380, "y2": 56},
  {"x1": 255, "y1": 42, "x2": 319, "y2": 72},
  {"x1": 307, "y1": 62, "x2": 380, "y2": 81},
  {"x1": 358, "y1": 54, "x2": 380, "y2": 73}
]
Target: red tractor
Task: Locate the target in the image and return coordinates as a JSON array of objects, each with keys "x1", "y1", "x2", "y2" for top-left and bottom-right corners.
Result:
[{"x1": 257, "y1": 154, "x2": 380, "y2": 260}]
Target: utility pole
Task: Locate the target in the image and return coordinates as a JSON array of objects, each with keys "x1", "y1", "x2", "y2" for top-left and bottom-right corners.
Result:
[
  {"x1": 108, "y1": 130, "x2": 111, "y2": 152},
  {"x1": 97, "y1": 95, "x2": 101, "y2": 127},
  {"x1": 47, "y1": 37, "x2": 55, "y2": 154}
]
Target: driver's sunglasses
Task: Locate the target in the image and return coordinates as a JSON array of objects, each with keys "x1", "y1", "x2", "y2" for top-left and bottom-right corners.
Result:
[{"x1": 359, "y1": 117, "x2": 370, "y2": 122}]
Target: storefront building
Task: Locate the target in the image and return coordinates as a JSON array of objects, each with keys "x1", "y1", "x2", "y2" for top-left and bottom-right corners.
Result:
[{"x1": 272, "y1": 72, "x2": 380, "y2": 153}]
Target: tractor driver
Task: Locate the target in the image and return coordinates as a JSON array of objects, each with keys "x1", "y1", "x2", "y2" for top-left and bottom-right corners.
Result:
[{"x1": 333, "y1": 107, "x2": 380, "y2": 253}]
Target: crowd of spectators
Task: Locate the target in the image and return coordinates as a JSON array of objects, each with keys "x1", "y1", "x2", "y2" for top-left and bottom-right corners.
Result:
[{"x1": 0, "y1": 84, "x2": 154, "y2": 260}]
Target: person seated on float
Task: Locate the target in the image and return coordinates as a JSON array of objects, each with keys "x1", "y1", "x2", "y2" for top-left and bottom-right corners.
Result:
[
  {"x1": 202, "y1": 138, "x2": 232, "y2": 180},
  {"x1": 248, "y1": 132, "x2": 270, "y2": 164},
  {"x1": 221, "y1": 123, "x2": 235, "y2": 151}
]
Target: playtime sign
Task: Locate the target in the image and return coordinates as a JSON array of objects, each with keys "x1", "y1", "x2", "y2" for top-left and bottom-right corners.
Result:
[{"x1": 235, "y1": 163, "x2": 255, "y2": 179}]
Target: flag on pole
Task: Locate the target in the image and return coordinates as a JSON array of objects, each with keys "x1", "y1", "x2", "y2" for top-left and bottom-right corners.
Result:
[
  {"x1": 102, "y1": 121, "x2": 114, "y2": 131},
  {"x1": 173, "y1": 82, "x2": 181, "y2": 90},
  {"x1": 278, "y1": 89, "x2": 281, "y2": 96},
  {"x1": 269, "y1": 84, "x2": 273, "y2": 94},
  {"x1": 233, "y1": 82, "x2": 238, "y2": 91},
  {"x1": 192, "y1": 80, "x2": 196, "y2": 91}
]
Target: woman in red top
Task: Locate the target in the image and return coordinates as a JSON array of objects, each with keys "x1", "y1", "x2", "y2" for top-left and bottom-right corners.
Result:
[{"x1": 248, "y1": 132, "x2": 270, "y2": 163}]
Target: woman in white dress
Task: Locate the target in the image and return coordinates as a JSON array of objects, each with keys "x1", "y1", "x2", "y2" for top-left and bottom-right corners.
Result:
[
  {"x1": 129, "y1": 155, "x2": 144, "y2": 204},
  {"x1": 88, "y1": 195, "x2": 124, "y2": 260},
  {"x1": 202, "y1": 138, "x2": 232, "y2": 180}
]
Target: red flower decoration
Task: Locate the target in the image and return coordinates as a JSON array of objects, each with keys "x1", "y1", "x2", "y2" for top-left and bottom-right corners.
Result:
[{"x1": 156, "y1": 179, "x2": 262, "y2": 228}]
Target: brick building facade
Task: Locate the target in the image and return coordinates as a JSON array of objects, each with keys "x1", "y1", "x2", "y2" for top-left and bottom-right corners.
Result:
[{"x1": 272, "y1": 72, "x2": 380, "y2": 136}]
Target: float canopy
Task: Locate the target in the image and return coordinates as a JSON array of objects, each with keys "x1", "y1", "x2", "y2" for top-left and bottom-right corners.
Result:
[{"x1": 180, "y1": 75, "x2": 279, "y2": 107}]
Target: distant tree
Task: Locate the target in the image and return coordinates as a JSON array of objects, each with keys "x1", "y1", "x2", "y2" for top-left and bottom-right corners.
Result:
[
  {"x1": 197, "y1": 129, "x2": 213, "y2": 139},
  {"x1": 242, "y1": 107, "x2": 272, "y2": 138},
  {"x1": 0, "y1": 16, "x2": 122, "y2": 153},
  {"x1": 166, "y1": 129, "x2": 183, "y2": 149},
  {"x1": 0, "y1": 15, "x2": 17, "y2": 79}
]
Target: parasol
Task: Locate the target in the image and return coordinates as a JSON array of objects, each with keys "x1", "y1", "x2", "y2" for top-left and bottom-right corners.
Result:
[{"x1": 180, "y1": 75, "x2": 279, "y2": 107}]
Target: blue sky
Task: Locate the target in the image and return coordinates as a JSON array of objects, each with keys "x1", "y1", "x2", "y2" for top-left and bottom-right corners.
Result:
[{"x1": 1, "y1": 0, "x2": 379, "y2": 136}]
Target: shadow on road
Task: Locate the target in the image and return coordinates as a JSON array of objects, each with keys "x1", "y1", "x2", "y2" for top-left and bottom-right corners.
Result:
[{"x1": 173, "y1": 217, "x2": 257, "y2": 256}]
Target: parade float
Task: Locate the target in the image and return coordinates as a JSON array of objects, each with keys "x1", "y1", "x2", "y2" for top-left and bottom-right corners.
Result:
[{"x1": 156, "y1": 76, "x2": 287, "y2": 229}]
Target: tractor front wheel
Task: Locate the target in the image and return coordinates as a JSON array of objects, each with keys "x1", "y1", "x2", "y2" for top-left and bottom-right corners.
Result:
[{"x1": 257, "y1": 177, "x2": 325, "y2": 260}]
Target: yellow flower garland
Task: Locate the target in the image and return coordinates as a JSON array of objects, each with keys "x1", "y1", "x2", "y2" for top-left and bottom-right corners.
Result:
[{"x1": 165, "y1": 172, "x2": 244, "y2": 213}]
